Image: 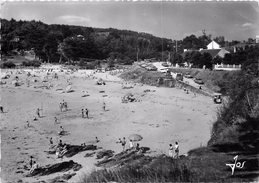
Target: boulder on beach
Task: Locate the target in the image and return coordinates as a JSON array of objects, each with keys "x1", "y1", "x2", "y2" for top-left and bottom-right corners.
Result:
[
  {"x1": 65, "y1": 144, "x2": 97, "y2": 158},
  {"x1": 46, "y1": 144, "x2": 97, "y2": 158},
  {"x1": 96, "y1": 148, "x2": 152, "y2": 168},
  {"x1": 26, "y1": 160, "x2": 82, "y2": 177},
  {"x1": 96, "y1": 149, "x2": 115, "y2": 159}
]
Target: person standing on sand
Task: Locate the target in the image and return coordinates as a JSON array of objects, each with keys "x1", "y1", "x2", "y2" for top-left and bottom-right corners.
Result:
[
  {"x1": 174, "y1": 142, "x2": 179, "y2": 158},
  {"x1": 85, "y1": 108, "x2": 89, "y2": 119},
  {"x1": 36, "y1": 108, "x2": 41, "y2": 118},
  {"x1": 26, "y1": 121, "x2": 30, "y2": 128},
  {"x1": 122, "y1": 137, "x2": 126, "y2": 151},
  {"x1": 30, "y1": 156, "x2": 33, "y2": 168},
  {"x1": 50, "y1": 138, "x2": 53, "y2": 145},
  {"x1": 81, "y1": 109, "x2": 84, "y2": 118},
  {"x1": 129, "y1": 140, "x2": 134, "y2": 149},
  {"x1": 169, "y1": 144, "x2": 174, "y2": 158}
]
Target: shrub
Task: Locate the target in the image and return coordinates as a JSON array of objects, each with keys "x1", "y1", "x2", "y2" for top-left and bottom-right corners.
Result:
[
  {"x1": 22, "y1": 60, "x2": 41, "y2": 67},
  {"x1": 32, "y1": 60, "x2": 41, "y2": 67},
  {"x1": 1, "y1": 61, "x2": 16, "y2": 68}
]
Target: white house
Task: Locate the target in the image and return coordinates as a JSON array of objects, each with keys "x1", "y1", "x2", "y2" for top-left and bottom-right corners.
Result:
[
  {"x1": 200, "y1": 48, "x2": 229, "y2": 59},
  {"x1": 207, "y1": 41, "x2": 220, "y2": 49}
]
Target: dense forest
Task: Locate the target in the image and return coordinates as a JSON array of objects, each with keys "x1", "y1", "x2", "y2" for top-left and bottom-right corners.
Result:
[
  {"x1": 1, "y1": 18, "x2": 257, "y2": 68},
  {"x1": 1, "y1": 18, "x2": 174, "y2": 64}
]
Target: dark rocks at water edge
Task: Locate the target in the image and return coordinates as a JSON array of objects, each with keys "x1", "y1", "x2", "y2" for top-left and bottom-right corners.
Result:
[{"x1": 26, "y1": 160, "x2": 82, "y2": 177}]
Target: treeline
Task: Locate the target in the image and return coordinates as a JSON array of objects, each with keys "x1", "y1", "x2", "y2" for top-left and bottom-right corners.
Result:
[
  {"x1": 1, "y1": 18, "x2": 257, "y2": 67},
  {"x1": 1, "y1": 18, "x2": 175, "y2": 64}
]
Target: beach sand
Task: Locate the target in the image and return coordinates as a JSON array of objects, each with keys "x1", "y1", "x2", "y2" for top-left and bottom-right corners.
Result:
[{"x1": 0, "y1": 69, "x2": 218, "y2": 183}]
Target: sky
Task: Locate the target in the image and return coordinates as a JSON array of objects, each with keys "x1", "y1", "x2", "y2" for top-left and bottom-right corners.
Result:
[{"x1": 2, "y1": 1, "x2": 259, "y2": 41}]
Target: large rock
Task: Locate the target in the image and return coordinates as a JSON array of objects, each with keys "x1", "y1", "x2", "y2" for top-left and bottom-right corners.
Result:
[{"x1": 26, "y1": 160, "x2": 82, "y2": 177}]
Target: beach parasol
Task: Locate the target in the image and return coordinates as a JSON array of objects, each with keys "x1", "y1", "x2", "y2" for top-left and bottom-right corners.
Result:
[{"x1": 128, "y1": 134, "x2": 143, "y2": 142}]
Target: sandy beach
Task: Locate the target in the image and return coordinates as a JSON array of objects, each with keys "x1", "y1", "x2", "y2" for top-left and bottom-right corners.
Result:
[{"x1": 0, "y1": 68, "x2": 218, "y2": 183}]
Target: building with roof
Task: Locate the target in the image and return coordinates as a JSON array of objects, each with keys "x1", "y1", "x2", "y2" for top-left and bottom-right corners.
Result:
[
  {"x1": 207, "y1": 40, "x2": 220, "y2": 49},
  {"x1": 200, "y1": 48, "x2": 229, "y2": 59}
]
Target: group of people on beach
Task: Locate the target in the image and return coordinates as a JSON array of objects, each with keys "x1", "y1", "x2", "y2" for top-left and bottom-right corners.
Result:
[
  {"x1": 49, "y1": 138, "x2": 68, "y2": 159},
  {"x1": 81, "y1": 108, "x2": 89, "y2": 118},
  {"x1": 169, "y1": 142, "x2": 179, "y2": 158},
  {"x1": 59, "y1": 100, "x2": 68, "y2": 112},
  {"x1": 117, "y1": 137, "x2": 142, "y2": 154}
]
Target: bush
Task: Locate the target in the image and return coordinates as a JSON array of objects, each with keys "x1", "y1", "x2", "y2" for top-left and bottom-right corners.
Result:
[
  {"x1": 32, "y1": 60, "x2": 41, "y2": 67},
  {"x1": 0, "y1": 61, "x2": 16, "y2": 68},
  {"x1": 22, "y1": 60, "x2": 42, "y2": 67}
]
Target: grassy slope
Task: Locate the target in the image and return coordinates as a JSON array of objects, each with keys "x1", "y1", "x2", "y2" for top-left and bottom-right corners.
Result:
[
  {"x1": 169, "y1": 68, "x2": 240, "y2": 94},
  {"x1": 119, "y1": 64, "x2": 175, "y2": 87},
  {"x1": 82, "y1": 146, "x2": 258, "y2": 182}
]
